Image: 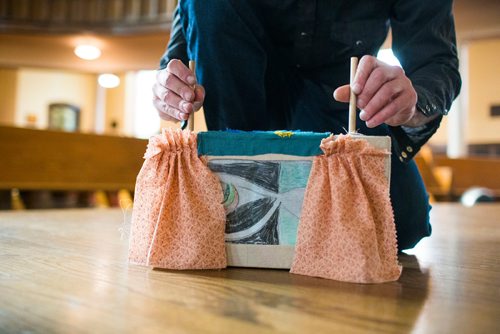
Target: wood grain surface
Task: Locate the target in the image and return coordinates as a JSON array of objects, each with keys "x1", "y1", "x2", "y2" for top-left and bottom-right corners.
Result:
[{"x1": 0, "y1": 204, "x2": 499, "y2": 333}]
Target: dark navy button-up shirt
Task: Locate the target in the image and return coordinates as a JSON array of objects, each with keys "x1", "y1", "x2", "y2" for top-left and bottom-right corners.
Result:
[{"x1": 161, "y1": 0, "x2": 461, "y2": 161}]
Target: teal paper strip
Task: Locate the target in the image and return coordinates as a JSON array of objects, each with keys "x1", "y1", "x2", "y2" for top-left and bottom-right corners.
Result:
[{"x1": 197, "y1": 130, "x2": 330, "y2": 156}]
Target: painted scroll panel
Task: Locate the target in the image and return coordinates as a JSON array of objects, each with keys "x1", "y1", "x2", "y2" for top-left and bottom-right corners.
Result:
[
  {"x1": 202, "y1": 133, "x2": 392, "y2": 268},
  {"x1": 208, "y1": 158, "x2": 312, "y2": 246}
]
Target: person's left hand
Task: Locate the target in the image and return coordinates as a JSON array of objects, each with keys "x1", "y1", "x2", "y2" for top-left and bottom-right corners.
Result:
[{"x1": 333, "y1": 55, "x2": 417, "y2": 128}]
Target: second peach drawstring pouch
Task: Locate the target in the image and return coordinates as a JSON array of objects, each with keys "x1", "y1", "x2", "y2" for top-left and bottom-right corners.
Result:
[{"x1": 291, "y1": 134, "x2": 402, "y2": 283}]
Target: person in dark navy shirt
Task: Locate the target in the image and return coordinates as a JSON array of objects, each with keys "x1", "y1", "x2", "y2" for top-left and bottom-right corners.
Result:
[{"x1": 152, "y1": 0, "x2": 461, "y2": 250}]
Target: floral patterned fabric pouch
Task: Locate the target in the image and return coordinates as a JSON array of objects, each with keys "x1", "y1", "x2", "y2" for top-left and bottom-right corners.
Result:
[
  {"x1": 128, "y1": 128, "x2": 227, "y2": 269},
  {"x1": 291, "y1": 134, "x2": 402, "y2": 283}
]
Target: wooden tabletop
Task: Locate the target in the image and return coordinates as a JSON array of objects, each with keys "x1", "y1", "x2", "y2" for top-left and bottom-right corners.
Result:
[{"x1": 1, "y1": 204, "x2": 499, "y2": 333}]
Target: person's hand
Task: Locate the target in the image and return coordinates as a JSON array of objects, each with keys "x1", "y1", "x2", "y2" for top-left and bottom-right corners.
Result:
[
  {"x1": 152, "y1": 59, "x2": 205, "y2": 122},
  {"x1": 333, "y1": 55, "x2": 417, "y2": 128}
]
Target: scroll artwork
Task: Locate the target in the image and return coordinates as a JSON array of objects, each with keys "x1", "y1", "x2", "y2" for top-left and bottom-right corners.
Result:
[{"x1": 128, "y1": 128, "x2": 401, "y2": 283}]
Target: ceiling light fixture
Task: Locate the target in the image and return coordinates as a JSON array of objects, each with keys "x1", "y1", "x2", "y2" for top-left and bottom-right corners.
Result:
[
  {"x1": 98, "y1": 74, "x2": 120, "y2": 88},
  {"x1": 74, "y1": 45, "x2": 101, "y2": 60}
]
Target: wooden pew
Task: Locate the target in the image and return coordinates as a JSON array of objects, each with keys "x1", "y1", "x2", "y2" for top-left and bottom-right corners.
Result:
[
  {"x1": 414, "y1": 146, "x2": 453, "y2": 201},
  {"x1": 0, "y1": 125, "x2": 147, "y2": 194},
  {"x1": 434, "y1": 156, "x2": 500, "y2": 197}
]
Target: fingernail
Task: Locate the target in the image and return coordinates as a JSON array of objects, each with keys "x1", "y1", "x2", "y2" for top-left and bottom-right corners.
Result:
[
  {"x1": 183, "y1": 90, "x2": 194, "y2": 101},
  {"x1": 359, "y1": 110, "x2": 366, "y2": 121},
  {"x1": 182, "y1": 102, "x2": 191, "y2": 113},
  {"x1": 187, "y1": 76, "x2": 196, "y2": 85},
  {"x1": 352, "y1": 83, "x2": 361, "y2": 95},
  {"x1": 332, "y1": 89, "x2": 339, "y2": 100},
  {"x1": 366, "y1": 120, "x2": 379, "y2": 128}
]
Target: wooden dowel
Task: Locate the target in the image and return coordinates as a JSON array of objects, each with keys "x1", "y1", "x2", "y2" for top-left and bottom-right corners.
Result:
[
  {"x1": 188, "y1": 60, "x2": 196, "y2": 131},
  {"x1": 348, "y1": 57, "x2": 359, "y2": 133}
]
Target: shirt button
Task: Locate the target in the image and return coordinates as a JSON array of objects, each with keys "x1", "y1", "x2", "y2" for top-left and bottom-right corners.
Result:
[
  {"x1": 296, "y1": 64, "x2": 301, "y2": 68},
  {"x1": 401, "y1": 152, "x2": 408, "y2": 158},
  {"x1": 399, "y1": 156, "x2": 404, "y2": 162},
  {"x1": 406, "y1": 146, "x2": 413, "y2": 153},
  {"x1": 355, "y1": 40, "x2": 363, "y2": 47},
  {"x1": 300, "y1": 31, "x2": 308, "y2": 37}
]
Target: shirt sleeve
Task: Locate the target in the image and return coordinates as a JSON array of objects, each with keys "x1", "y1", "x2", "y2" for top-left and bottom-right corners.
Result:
[
  {"x1": 159, "y1": 5, "x2": 189, "y2": 70},
  {"x1": 389, "y1": 0, "x2": 461, "y2": 162}
]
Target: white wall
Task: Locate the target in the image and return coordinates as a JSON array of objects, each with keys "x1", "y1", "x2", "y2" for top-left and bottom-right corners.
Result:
[
  {"x1": 15, "y1": 68, "x2": 97, "y2": 132},
  {"x1": 466, "y1": 38, "x2": 500, "y2": 144},
  {"x1": 430, "y1": 38, "x2": 500, "y2": 146}
]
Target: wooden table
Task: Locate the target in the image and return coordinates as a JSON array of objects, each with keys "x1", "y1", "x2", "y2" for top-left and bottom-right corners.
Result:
[{"x1": 1, "y1": 204, "x2": 499, "y2": 333}]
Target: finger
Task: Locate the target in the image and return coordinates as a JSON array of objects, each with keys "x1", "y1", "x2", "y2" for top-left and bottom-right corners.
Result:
[
  {"x1": 156, "y1": 67, "x2": 195, "y2": 103},
  {"x1": 333, "y1": 84, "x2": 350, "y2": 103},
  {"x1": 166, "y1": 59, "x2": 197, "y2": 85},
  {"x1": 167, "y1": 90, "x2": 195, "y2": 114},
  {"x1": 360, "y1": 79, "x2": 404, "y2": 121},
  {"x1": 152, "y1": 81, "x2": 167, "y2": 101},
  {"x1": 193, "y1": 85, "x2": 205, "y2": 111},
  {"x1": 152, "y1": 97, "x2": 177, "y2": 122},
  {"x1": 352, "y1": 55, "x2": 380, "y2": 95},
  {"x1": 364, "y1": 94, "x2": 409, "y2": 128},
  {"x1": 163, "y1": 73, "x2": 195, "y2": 102},
  {"x1": 153, "y1": 82, "x2": 194, "y2": 114},
  {"x1": 153, "y1": 97, "x2": 189, "y2": 121},
  {"x1": 357, "y1": 66, "x2": 402, "y2": 109},
  {"x1": 156, "y1": 69, "x2": 169, "y2": 88}
]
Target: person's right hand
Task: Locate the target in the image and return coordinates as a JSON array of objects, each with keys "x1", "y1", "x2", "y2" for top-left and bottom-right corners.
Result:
[{"x1": 152, "y1": 59, "x2": 205, "y2": 122}]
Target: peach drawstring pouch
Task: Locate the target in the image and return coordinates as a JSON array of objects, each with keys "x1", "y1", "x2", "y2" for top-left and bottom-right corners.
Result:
[
  {"x1": 128, "y1": 128, "x2": 227, "y2": 269},
  {"x1": 291, "y1": 134, "x2": 402, "y2": 283}
]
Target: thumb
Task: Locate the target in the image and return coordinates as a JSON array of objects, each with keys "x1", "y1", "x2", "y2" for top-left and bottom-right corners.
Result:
[{"x1": 333, "y1": 84, "x2": 350, "y2": 103}]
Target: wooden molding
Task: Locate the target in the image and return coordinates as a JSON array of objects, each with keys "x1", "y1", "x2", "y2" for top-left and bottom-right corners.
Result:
[{"x1": 0, "y1": 0, "x2": 176, "y2": 35}]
